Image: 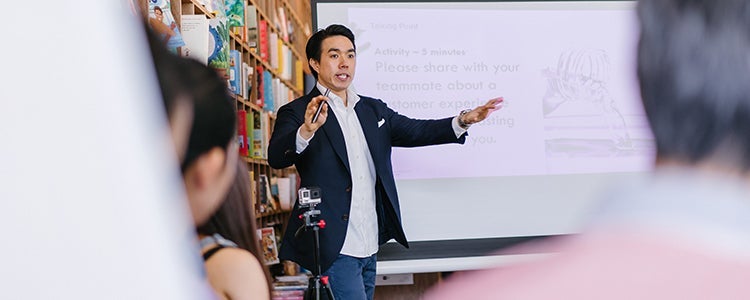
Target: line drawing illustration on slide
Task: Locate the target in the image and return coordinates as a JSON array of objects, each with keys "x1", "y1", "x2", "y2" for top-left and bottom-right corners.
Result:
[{"x1": 541, "y1": 49, "x2": 636, "y2": 159}]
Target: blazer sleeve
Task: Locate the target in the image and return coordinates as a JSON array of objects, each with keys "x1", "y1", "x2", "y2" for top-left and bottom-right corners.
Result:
[
  {"x1": 380, "y1": 100, "x2": 465, "y2": 147},
  {"x1": 268, "y1": 103, "x2": 303, "y2": 169}
]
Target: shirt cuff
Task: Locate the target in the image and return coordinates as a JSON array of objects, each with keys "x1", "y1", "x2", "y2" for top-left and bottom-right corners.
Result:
[
  {"x1": 452, "y1": 116, "x2": 468, "y2": 138},
  {"x1": 296, "y1": 127, "x2": 314, "y2": 153}
]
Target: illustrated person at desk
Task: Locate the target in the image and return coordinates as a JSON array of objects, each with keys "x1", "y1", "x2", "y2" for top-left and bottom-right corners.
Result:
[{"x1": 268, "y1": 24, "x2": 503, "y2": 300}]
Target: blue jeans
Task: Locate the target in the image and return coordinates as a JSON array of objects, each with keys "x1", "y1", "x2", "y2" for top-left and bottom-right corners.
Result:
[{"x1": 322, "y1": 254, "x2": 377, "y2": 300}]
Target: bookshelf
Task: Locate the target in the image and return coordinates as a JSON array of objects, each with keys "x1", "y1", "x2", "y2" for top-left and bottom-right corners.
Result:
[
  {"x1": 141, "y1": 0, "x2": 311, "y2": 279},
  {"x1": 178, "y1": 0, "x2": 309, "y2": 241}
]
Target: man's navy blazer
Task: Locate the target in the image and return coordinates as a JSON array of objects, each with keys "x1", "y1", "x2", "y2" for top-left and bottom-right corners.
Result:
[{"x1": 268, "y1": 88, "x2": 466, "y2": 273}]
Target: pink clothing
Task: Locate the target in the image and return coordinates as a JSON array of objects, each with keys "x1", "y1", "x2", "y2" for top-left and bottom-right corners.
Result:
[
  {"x1": 425, "y1": 171, "x2": 750, "y2": 300},
  {"x1": 426, "y1": 231, "x2": 750, "y2": 300}
]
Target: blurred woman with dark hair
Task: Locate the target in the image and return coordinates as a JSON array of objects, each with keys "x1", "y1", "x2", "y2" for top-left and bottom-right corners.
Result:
[{"x1": 198, "y1": 161, "x2": 273, "y2": 300}]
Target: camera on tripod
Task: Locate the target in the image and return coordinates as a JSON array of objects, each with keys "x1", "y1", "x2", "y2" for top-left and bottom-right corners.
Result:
[{"x1": 298, "y1": 187, "x2": 321, "y2": 207}]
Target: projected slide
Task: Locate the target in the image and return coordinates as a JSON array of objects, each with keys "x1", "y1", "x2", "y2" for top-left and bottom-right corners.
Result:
[
  {"x1": 317, "y1": 1, "x2": 653, "y2": 245},
  {"x1": 337, "y1": 6, "x2": 653, "y2": 180}
]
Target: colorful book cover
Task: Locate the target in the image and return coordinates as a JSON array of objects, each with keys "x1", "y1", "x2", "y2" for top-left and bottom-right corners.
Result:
[
  {"x1": 255, "y1": 66, "x2": 264, "y2": 107},
  {"x1": 258, "y1": 174, "x2": 275, "y2": 212},
  {"x1": 242, "y1": 62, "x2": 253, "y2": 99},
  {"x1": 263, "y1": 70, "x2": 274, "y2": 112},
  {"x1": 258, "y1": 19, "x2": 269, "y2": 61},
  {"x1": 261, "y1": 112, "x2": 270, "y2": 159},
  {"x1": 256, "y1": 227, "x2": 280, "y2": 265},
  {"x1": 245, "y1": 110, "x2": 254, "y2": 157},
  {"x1": 225, "y1": 0, "x2": 245, "y2": 28},
  {"x1": 252, "y1": 110, "x2": 263, "y2": 158},
  {"x1": 228, "y1": 50, "x2": 241, "y2": 94},
  {"x1": 237, "y1": 110, "x2": 248, "y2": 156},
  {"x1": 147, "y1": 0, "x2": 186, "y2": 52},
  {"x1": 208, "y1": 17, "x2": 230, "y2": 74},
  {"x1": 180, "y1": 15, "x2": 209, "y2": 64}
]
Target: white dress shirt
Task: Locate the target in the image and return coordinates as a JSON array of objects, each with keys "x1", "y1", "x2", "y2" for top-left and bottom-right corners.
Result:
[{"x1": 296, "y1": 84, "x2": 468, "y2": 257}]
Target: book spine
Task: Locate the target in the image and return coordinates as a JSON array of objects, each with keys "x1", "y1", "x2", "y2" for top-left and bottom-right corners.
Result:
[{"x1": 237, "y1": 110, "x2": 248, "y2": 156}]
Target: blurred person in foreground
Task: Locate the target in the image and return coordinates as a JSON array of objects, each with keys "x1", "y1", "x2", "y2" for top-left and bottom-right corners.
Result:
[
  {"x1": 150, "y1": 28, "x2": 271, "y2": 299},
  {"x1": 149, "y1": 28, "x2": 238, "y2": 227},
  {"x1": 426, "y1": 0, "x2": 750, "y2": 299},
  {"x1": 198, "y1": 161, "x2": 273, "y2": 300}
]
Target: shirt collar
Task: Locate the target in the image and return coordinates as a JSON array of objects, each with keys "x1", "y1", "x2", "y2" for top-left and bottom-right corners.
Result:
[{"x1": 316, "y1": 83, "x2": 360, "y2": 110}]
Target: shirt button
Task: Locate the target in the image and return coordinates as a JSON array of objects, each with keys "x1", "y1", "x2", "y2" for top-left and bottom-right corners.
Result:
[
  {"x1": 345, "y1": 186, "x2": 352, "y2": 192},
  {"x1": 342, "y1": 214, "x2": 349, "y2": 221}
]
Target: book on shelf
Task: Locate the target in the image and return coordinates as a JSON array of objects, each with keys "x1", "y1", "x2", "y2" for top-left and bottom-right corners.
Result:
[
  {"x1": 225, "y1": 0, "x2": 245, "y2": 28},
  {"x1": 244, "y1": 111, "x2": 254, "y2": 158},
  {"x1": 259, "y1": 19, "x2": 269, "y2": 62},
  {"x1": 252, "y1": 110, "x2": 263, "y2": 158},
  {"x1": 263, "y1": 70, "x2": 275, "y2": 112},
  {"x1": 257, "y1": 174, "x2": 269, "y2": 212},
  {"x1": 276, "y1": 177, "x2": 292, "y2": 211},
  {"x1": 228, "y1": 50, "x2": 242, "y2": 95},
  {"x1": 281, "y1": 45, "x2": 292, "y2": 80},
  {"x1": 147, "y1": 0, "x2": 185, "y2": 52},
  {"x1": 272, "y1": 274, "x2": 308, "y2": 300},
  {"x1": 260, "y1": 111, "x2": 271, "y2": 160},
  {"x1": 249, "y1": 170, "x2": 256, "y2": 212},
  {"x1": 257, "y1": 174, "x2": 276, "y2": 212},
  {"x1": 277, "y1": 6, "x2": 290, "y2": 42},
  {"x1": 257, "y1": 227, "x2": 280, "y2": 265},
  {"x1": 245, "y1": 5, "x2": 259, "y2": 48},
  {"x1": 269, "y1": 32, "x2": 279, "y2": 70},
  {"x1": 255, "y1": 66, "x2": 265, "y2": 108},
  {"x1": 242, "y1": 62, "x2": 253, "y2": 99},
  {"x1": 294, "y1": 60, "x2": 304, "y2": 91},
  {"x1": 287, "y1": 15, "x2": 295, "y2": 44},
  {"x1": 179, "y1": 14, "x2": 209, "y2": 64},
  {"x1": 208, "y1": 15, "x2": 230, "y2": 76},
  {"x1": 237, "y1": 110, "x2": 248, "y2": 156}
]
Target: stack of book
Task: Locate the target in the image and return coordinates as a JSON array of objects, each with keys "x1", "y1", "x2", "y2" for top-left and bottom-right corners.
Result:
[{"x1": 272, "y1": 274, "x2": 309, "y2": 300}]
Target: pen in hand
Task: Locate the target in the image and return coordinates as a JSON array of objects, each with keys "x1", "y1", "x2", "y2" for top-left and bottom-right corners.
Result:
[{"x1": 312, "y1": 89, "x2": 330, "y2": 123}]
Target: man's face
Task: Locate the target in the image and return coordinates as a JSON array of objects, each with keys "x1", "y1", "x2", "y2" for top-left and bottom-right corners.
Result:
[{"x1": 311, "y1": 35, "x2": 356, "y2": 93}]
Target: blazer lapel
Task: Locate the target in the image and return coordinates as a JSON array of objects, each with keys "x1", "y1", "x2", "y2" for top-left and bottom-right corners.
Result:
[
  {"x1": 354, "y1": 100, "x2": 381, "y2": 167},
  {"x1": 321, "y1": 108, "x2": 351, "y2": 175}
]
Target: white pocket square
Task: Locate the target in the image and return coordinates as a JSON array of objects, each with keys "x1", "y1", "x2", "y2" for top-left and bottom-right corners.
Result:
[{"x1": 377, "y1": 118, "x2": 385, "y2": 128}]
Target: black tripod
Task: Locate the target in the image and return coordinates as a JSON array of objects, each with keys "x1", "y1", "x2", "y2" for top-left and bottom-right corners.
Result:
[{"x1": 296, "y1": 199, "x2": 335, "y2": 300}]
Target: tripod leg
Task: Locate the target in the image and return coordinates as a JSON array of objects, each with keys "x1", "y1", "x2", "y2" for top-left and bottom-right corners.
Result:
[
  {"x1": 305, "y1": 276, "x2": 333, "y2": 300},
  {"x1": 323, "y1": 281, "x2": 335, "y2": 300}
]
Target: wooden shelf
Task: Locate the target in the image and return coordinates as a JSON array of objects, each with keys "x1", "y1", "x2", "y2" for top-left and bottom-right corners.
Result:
[
  {"x1": 258, "y1": 209, "x2": 291, "y2": 218},
  {"x1": 244, "y1": 156, "x2": 268, "y2": 165},
  {"x1": 182, "y1": 0, "x2": 213, "y2": 16}
]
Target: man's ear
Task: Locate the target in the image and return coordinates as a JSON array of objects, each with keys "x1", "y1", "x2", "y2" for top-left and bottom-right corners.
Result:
[
  {"x1": 185, "y1": 147, "x2": 226, "y2": 189},
  {"x1": 309, "y1": 58, "x2": 320, "y2": 73}
]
